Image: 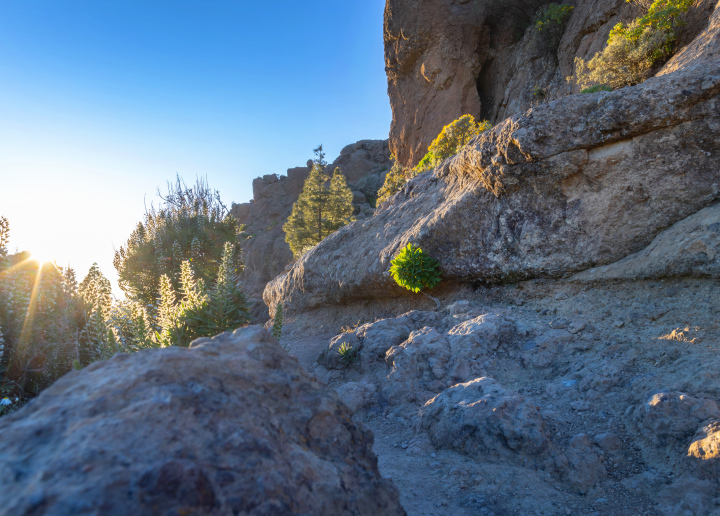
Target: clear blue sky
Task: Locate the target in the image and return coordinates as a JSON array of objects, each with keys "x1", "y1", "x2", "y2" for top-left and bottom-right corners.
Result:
[{"x1": 0, "y1": 0, "x2": 391, "y2": 295}]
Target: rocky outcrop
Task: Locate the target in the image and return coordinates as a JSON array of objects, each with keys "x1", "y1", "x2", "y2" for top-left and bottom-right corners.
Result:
[
  {"x1": 384, "y1": 0, "x2": 716, "y2": 168},
  {"x1": 267, "y1": 2, "x2": 720, "y2": 316},
  {"x1": 231, "y1": 139, "x2": 392, "y2": 303},
  {"x1": 0, "y1": 327, "x2": 405, "y2": 516}
]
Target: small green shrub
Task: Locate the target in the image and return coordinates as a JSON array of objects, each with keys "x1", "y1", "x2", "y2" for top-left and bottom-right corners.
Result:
[
  {"x1": 580, "y1": 84, "x2": 614, "y2": 93},
  {"x1": 376, "y1": 161, "x2": 417, "y2": 206},
  {"x1": 272, "y1": 303, "x2": 283, "y2": 339},
  {"x1": 416, "y1": 115, "x2": 492, "y2": 173},
  {"x1": 572, "y1": 0, "x2": 694, "y2": 89},
  {"x1": 338, "y1": 341, "x2": 359, "y2": 365},
  {"x1": 389, "y1": 244, "x2": 441, "y2": 294},
  {"x1": 532, "y1": 3, "x2": 574, "y2": 52}
]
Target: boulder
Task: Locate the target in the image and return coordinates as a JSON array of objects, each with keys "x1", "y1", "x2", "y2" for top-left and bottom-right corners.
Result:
[
  {"x1": 318, "y1": 332, "x2": 362, "y2": 370},
  {"x1": 564, "y1": 433, "x2": 607, "y2": 494},
  {"x1": 685, "y1": 420, "x2": 720, "y2": 480},
  {"x1": 630, "y1": 391, "x2": 720, "y2": 445},
  {"x1": 418, "y1": 377, "x2": 551, "y2": 461},
  {"x1": 0, "y1": 327, "x2": 405, "y2": 516},
  {"x1": 336, "y1": 380, "x2": 378, "y2": 414},
  {"x1": 384, "y1": 327, "x2": 452, "y2": 403},
  {"x1": 265, "y1": 3, "x2": 720, "y2": 316}
]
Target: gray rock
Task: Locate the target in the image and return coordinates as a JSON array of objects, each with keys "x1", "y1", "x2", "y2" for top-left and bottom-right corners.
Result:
[
  {"x1": 0, "y1": 327, "x2": 405, "y2": 516},
  {"x1": 265, "y1": 8, "x2": 720, "y2": 316},
  {"x1": 593, "y1": 432, "x2": 623, "y2": 452},
  {"x1": 318, "y1": 332, "x2": 362, "y2": 370},
  {"x1": 631, "y1": 391, "x2": 720, "y2": 445},
  {"x1": 564, "y1": 434, "x2": 607, "y2": 494},
  {"x1": 352, "y1": 190, "x2": 368, "y2": 204},
  {"x1": 419, "y1": 377, "x2": 551, "y2": 461}
]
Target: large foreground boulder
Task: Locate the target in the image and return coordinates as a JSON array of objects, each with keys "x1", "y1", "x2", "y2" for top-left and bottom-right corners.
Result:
[{"x1": 0, "y1": 327, "x2": 405, "y2": 516}]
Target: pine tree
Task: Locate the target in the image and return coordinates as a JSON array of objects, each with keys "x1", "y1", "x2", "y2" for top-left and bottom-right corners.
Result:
[
  {"x1": 284, "y1": 147, "x2": 355, "y2": 257},
  {"x1": 78, "y1": 263, "x2": 112, "y2": 314},
  {"x1": 326, "y1": 168, "x2": 354, "y2": 233},
  {"x1": 0, "y1": 217, "x2": 9, "y2": 257}
]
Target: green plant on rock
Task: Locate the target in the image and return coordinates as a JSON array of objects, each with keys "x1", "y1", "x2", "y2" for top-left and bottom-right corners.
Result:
[
  {"x1": 532, "y1": 3, "x2": 574, "y2": 52},
  {"x1": 416, "y1": 115, "x2": 492, "y2": 173},
  {"x1": 272, "y1": 303, "x2": 283, "y2": 340},
  {"x1": 377, "y1": 116, "x2": 491, "y2": 207},
  {"x1": 389, "y1": 244, "x2": 441, "y2": 294},
  {"x1": 572, "y1": 0, "x2": 694, "y2": 89},
  {"x1": 338, "y1": 341, "x2": 359, "y2": 365}
]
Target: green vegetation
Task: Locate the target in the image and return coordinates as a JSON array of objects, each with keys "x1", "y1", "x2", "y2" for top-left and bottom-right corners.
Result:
[
  {"x1": 389, "y1": 244, "x2": 441, "y2": 294},
  {"x1": 532, "y1": 3, "x2": 574, "y2": 52},
  {"x1": 376, "y1": 160, "x2": 417, "y2": 206},
  {"x1": 284, "y1": 146, "x2": 355, "y2": 257},
  {"x1": 377, "y1": 116, "x2": 492, "y2": 207},
  {"x1": 573, "y1": 0, "x2": 694, "y2": 89},
  {"x1": 155, "y1": 243, "x2": 251, "y2": 347},
  {"x1": 416, "y1": 115, "x2": 492, "y2": 173},
  {"x1": 113, "y1": 175, "x2": 243, "y2": 309},
  {"x1": 1, "y1": 177, "x2": 253, "y2": 415},
  {"x1": 338, "y1": 341, "x2": 359, "y2": 365},
  {"x1": 580, "y1": 84, "x2": 614, "y2": 93},
  {"x1": 272, "y1": 303, "x2": 283, "y2": 340}
]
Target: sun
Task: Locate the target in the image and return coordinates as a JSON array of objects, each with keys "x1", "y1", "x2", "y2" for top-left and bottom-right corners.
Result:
[{"x1": 29, "y1": 250, "x2": 56, "y2": 265}]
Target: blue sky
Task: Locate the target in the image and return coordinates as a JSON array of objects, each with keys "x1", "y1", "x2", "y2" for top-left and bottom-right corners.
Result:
[{"x1": 0, "y1": 0, "x2": 391, "y2": 295}]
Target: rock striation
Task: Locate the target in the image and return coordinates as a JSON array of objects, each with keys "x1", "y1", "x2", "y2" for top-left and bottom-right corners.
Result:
[
  {"x1": 231, "y1": 140, "x2": 391, "y2": 305},
  {"x1": 0, "y1": 326, "x2": 405, "y2": 516},
  {"x1": 267, "y1": 2, "x2": 720, "y2": 316}
]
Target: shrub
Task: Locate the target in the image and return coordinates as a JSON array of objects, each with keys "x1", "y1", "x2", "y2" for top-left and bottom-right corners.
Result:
[
  {"x1": 376, "y1": 160, "x2": 417, "y2": 206},
  {"x1": 532, "y1": 3, "x2": 574, "y2": 52},
  {"x1": 416, "y1": 115, "x2": 492, "y2": 173},
  {"x1": 378, "y1": 116, "x2": 492, "y2": 207},
  {"x1": 389, "y1": 244, "x2": 441, "y2": 294},
  {"x1": 572, "y1": 0, "x2": 694, "y2": 89},
  {"x1": 272, "y1": 303, "x2": 283, "y2": 340},
  {"x1": 580, "y1": 84, "x2": 614, "y2": 93},
  {"x1": 156, "y1": 243, "x2": 251, "y2": 348},
  {"x1": 114, "y1": 175, "x2": 243, "y2": 310}
]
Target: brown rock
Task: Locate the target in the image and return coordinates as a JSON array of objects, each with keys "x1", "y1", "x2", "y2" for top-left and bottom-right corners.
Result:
[{"x1": 0, "y1": 327, "x2": 405, "y2": 516}]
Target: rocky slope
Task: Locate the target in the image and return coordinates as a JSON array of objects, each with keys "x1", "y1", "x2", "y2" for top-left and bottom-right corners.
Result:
[
  {"x1": 266, "y1": 1, "x2": 720, "y2": 317},
  {"x1": 230, "y1": 139, "x2": 391, "y2": 308},
  {"x1": 0, "y1": 327, "x2": 405, "y2": 516},
  {"x1": 385, "y1": 0, "x2": 717, "y2": 167},
  {"x1": 279, "y1": 275, "x2": 720, "y2": 515}
]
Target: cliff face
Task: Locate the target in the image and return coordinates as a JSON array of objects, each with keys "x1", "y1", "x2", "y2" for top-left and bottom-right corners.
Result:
[
  {"x1": 384, "y1": 0, "x2": 715, "y2": 168},
  {"x1": 230, "y1": 140, "x2": 392, "y2": 302},
  {"x1": 266, "y1": 0, "x2": 720, "y2": 316}
]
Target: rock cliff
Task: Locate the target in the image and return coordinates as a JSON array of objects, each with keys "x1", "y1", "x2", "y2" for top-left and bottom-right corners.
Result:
[
  {"x1": 231, "y1": 140, "x2": 391, "y2": 307},
  {"x1": 0, "y1": 327, "x2": 405, "y2": 516},
  {"x1": 266, "y1": 1, "x2": 720, "y2": 317},
  {"x1": 385, "y1": 0, "x2": 717, "y2": 167}
]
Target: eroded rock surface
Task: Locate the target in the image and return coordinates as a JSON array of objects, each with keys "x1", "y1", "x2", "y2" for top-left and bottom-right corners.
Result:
[
  {"x1": 0, "y1": 326, "x2": 404, "y2": 516},
  {"x1": 267, "y1": 2, "x2": 720, "y2": 316}
]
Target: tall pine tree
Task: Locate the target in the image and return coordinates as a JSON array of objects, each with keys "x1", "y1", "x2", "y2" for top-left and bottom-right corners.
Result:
[{"x1": 284, "y1": 146, "x2": 355, "y2": 257}]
